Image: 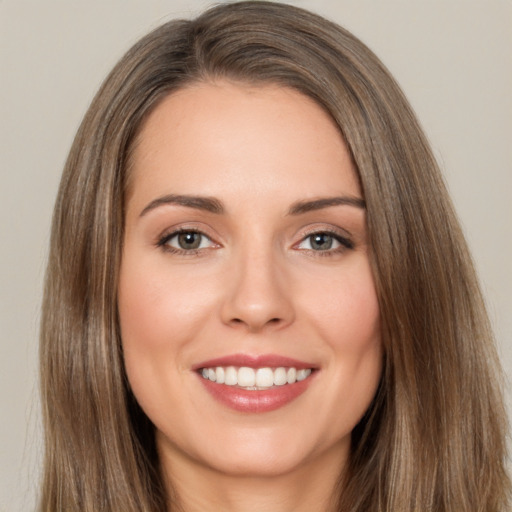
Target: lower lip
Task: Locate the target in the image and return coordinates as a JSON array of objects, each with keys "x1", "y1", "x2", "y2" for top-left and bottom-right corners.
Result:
[{"x1": 198, "y1": 373, "x2": 315, "y2": 413}]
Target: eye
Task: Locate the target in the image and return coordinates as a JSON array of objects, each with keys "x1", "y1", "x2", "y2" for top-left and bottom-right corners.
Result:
[
  {"x1": 159, "y1": 230, "x2": 214, "y2": 252},
  {"x1": 296, "y1": 231, "x2": 353, "y2": 252}
]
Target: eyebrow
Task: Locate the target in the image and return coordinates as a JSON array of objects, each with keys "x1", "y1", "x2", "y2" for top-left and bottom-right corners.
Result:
[
  {"x1": 139, "y1": 194, "x2": 224, "y2": 217},
  {"x1": 287, "y1": 196, "x2": 366, "y2": 215},
  {"x1": 139, "y1": 193, "x2": 365, "y2": 217}
]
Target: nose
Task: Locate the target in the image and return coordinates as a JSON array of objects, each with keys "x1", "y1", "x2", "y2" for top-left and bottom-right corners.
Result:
[{"x1": 220, "y1": 244, "x2": 295, "y2": 333}]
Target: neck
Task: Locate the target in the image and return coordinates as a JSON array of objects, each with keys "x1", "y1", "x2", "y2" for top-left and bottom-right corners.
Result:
[{"x1": 159, "y1": 443, "x2": 346, "y2": 512}]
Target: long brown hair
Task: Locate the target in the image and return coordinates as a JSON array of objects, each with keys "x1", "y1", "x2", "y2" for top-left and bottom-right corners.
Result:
[{"x1": 39, "y1": 2, "x2": 510, "y2": 510}]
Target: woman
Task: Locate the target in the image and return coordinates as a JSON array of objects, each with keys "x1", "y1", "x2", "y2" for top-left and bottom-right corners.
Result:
[{"x1": 39, "y1": 1, "x2": 510, "y2": 511}]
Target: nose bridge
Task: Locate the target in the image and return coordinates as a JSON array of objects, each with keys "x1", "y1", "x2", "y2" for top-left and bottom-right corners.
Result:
[{"x1": 220, "y1": 233, "x2": 294, "y2": 332}]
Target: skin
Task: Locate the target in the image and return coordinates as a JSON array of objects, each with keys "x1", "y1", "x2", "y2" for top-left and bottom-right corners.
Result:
[{"x1": 118, "y1": 81, "x2": 382, "y2": 512}]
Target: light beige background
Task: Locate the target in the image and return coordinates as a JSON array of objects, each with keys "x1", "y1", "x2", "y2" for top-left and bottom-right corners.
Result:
[{"x1": 1, "y1": 1, "x2": 510, "y2": 510}]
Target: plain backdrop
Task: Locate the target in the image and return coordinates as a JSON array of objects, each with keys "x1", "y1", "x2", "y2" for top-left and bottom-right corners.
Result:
[{"x1": 1, "y1": 1, "x2": 511, "y2": 510}]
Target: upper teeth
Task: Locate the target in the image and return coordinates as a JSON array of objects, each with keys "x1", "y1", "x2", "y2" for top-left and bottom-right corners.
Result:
[{"x1": 200, "y1": 366, "x2": 312, "y2": 388}]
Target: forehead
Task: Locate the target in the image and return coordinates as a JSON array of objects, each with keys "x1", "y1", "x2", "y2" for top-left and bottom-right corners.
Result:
[{"x1": 127, "y1": 81, "x2": 361, "y2": 212}]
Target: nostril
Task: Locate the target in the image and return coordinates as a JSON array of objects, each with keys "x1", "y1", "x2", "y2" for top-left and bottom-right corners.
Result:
[{"x1": 229, "y1": 316, "x2": 282, "y2": 329}]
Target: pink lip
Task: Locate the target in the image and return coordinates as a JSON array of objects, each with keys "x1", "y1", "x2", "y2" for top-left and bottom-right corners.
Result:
[
  {"x1": 193, "y1": 353, "x2": 315, "y2": 371},
  {"x1": 193, "y1": 353, "x2": 318, "y2": 413}
]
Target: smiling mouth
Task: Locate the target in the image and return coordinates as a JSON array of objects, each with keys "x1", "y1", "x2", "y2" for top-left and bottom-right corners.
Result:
[{"x1": 199, "y1": 366, "x2": 313, "y2": 390}]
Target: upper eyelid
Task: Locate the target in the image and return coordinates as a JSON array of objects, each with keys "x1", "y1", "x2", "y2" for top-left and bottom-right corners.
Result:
[
  {"x1": 158, "y1": 230, "x2": 216, "y2": 249},
  {"x1": 296, "y1": 231, "x2": 352, "y2": 248},
  {"x1": 156, "y1": 224, "x2": 217, "y2": 243},
  {"x1": 295, "y1": 224, "x2": 353, "y2": 241}
]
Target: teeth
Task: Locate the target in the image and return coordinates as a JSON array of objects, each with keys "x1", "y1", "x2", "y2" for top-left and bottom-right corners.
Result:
[
  {"x1": 256, "y1": 368, "x2": 274, "y2": 387},
  {"x1": 297, "y1": 369, "x2": 310, "y2": 381},
  {"x1": 200, "y1": 365, "x2": 312, "y2": 388},
  {"x1": 238, "y1": 367, "x2": 255, "y2": 387},
  {"x1": 216, "y1": 367, "x2": 225, "y2": 384},
  {"x1": 224, "y1": 366, "x2": 238, "y2": 386},
  {"x1": 273, "y1": 367, "x2": 287, "y2": 386}
]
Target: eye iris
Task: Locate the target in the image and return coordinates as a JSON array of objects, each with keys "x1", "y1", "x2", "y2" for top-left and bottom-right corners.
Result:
[
  {"x1": 178, "y1": 232, "x2": 201, "y2": 250},
  {"x1": 311, "y1": 233, "x2": 333, "y2": 250}
]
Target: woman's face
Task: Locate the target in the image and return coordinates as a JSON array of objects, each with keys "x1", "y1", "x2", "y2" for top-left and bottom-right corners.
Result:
[{"x1": 118, "y1": 81, "x2": 382, "y2": 480}]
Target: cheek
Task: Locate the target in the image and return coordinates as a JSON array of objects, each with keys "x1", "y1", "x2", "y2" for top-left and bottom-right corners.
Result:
[
  {"x1": 117, "y1": 256, "x2": 220, "y2": 422},
  {"x1": 306, "y1": 259, "x2": 381, "y2": 350},
  {"x1": 301, "y1": 259, "x2": 382, "y2": 413},
  {"x1": 118, "y1": 258, "x2": 217, "y2": 354}
]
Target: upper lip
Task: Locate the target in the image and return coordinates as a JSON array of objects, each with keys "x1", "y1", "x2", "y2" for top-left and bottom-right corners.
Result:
[{"x1": 192, "y1": 353, "x2": 317, "y2": 371}]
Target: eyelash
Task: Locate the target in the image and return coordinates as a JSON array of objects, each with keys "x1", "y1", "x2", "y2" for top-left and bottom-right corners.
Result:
[
  {"x1": 157, "y1": 229, "x2": 212, "y2": 255},
  {"x1": 296, "y1": 229, "x2": 354, "y2": 256},
  {"x1": 156, "y1": 228, "x2": 354, "y2": 256}
]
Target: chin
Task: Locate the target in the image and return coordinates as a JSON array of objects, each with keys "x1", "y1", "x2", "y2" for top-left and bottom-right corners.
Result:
[{"x1": 178, "y1": 424, "x2": 349, "y2": 479}]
